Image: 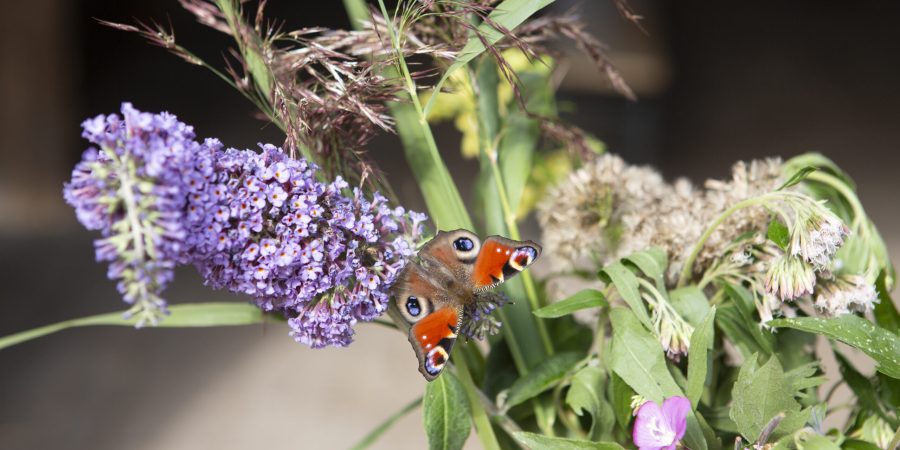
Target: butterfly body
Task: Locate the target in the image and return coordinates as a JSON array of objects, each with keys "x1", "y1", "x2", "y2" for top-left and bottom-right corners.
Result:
[{"x1": 389, "y1": 229, "x2": 541, "y2": 381}]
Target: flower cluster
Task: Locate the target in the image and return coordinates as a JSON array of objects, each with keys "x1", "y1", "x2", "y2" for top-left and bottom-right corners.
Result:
[
  {"x1": 184, "y1": 142, "x2": 426, "y2": 347},
  {"x1": 814, "y1": 275, "x2": 878, "y2": 316},
  {"x1": 63, "y1": 103, "x2": 201, "y2": 326},
  {"x1": 65, "y1": 104, "x2": 427, "y2": 345}
]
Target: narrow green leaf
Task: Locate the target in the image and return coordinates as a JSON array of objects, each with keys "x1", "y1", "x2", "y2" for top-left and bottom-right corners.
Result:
[
  {"x1": 350, "y1": 397, "x2": 421, "y2": 450},
  {"x1": 504, "y1": 352, "x2": 581, "y2": 409},
  {"x1": 769, "y1": 315, "x2": 900, "y2": 379},
  {"x1": 600, "y1": 263, "x2": 653, "y2": 330},
  {"x1": 722, "y1": 283, "x2": 775, "y2": 355},
  {"x1": 424, "y1": 0, "x2": 556, "y2": 116},
  {"x1": 0, "y1": 302, "x2": 266, "y2": 351},
  {"x1": 686, "y1": 307, "x2": 716, "y2": 407},
  {"x1": 535, "y1": 289, "x2": 607, "y2": 318},
  {"x1": 512, "y1": 432, "x2": 624, "y2": 450},
  {"x1": 874, "y1": 270, "x2": 900, "y2": 331},
  {"x1": 767, "y1": 218, "x2": 791, "y2": 250},
  {"x1": 730, "y1": 355, "x2": 805, "y2": 442},
  {"x1": 423, "y1": 371, "x2": 471, "y2": 450},
  {"x1": 778, "y1": 166, "x2": 817, "y2": 190}
]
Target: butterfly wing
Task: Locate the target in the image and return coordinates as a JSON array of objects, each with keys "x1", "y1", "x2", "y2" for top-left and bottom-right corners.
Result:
[
  {"x1": 471, "y1": 235, "x2": 542, "y2": 289},
  {"x1": 390, "y1": 229, "x2": 542, "y2": 381}
]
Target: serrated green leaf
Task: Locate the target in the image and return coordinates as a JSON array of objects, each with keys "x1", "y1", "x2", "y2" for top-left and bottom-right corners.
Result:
[
  {"x1": 874, "y1": 270, "x2": 900, "y2": 331},
  {"x1": 600, "y1": 263, "x2": 653, "y2": 330},
  {"x1": 687, "y1": 307, "x2": 716, "y2": 407},
  {"x1": 768, "y1": 218, "x2": 791, "y2": 250},
  {"x1": 424, "y1": 0, "x2": 556, "y2": 117},
  {"x1": 730, "y1": 355, "x2": 804, "y2": 442},
  {"x1": 778, "y1": 166, "x2": 817, "y2": 190},
  {"x1": 512, "y1": 432, "x2": 625, "y2": 450},
  {"x1": 423, "y1": 371, "x2": 471, "y2": 450},
  {"x1": 535, "y1": 289, "x2": 608, "y2": 318},
  {"x1": 504, "y1": 352, "x2": 581, "y2": 409},
  {"x1": 670, "y1": 286, "x2": 712, "y2": 327},
  {"x1": 769, "y1": 315, "x2": 900, "y2": 379}
]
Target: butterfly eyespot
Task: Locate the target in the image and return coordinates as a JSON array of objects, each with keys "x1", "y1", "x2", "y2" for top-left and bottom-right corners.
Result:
[
  {"x1": 453, "y1": 237, "x2": 474, "y2": 252},
  {"x1": 405, "y1": 296, "x2": 421, "y2": 316}
]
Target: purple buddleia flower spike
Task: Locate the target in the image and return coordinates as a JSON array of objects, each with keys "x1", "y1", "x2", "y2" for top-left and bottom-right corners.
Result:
[
  {"x1": 63, "y1": 103, "x2": 200, "y2": 326},
  {"x1": 184, "y1": 143, "x2": 426, "y2": 348},
  {"x1": 632, "y1": 396, "x2": 690, "y2": 450}
]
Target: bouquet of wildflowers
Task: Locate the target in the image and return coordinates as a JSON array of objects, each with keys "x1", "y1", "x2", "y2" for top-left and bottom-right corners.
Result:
[{"x1": 3, "y1": 1, "x2": 898, "y2": 449}]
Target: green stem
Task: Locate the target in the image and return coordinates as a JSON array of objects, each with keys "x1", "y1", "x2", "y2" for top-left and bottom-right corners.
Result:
[
  {"x1": 0, "y1": 303, "x2": 267, "y2": 351},
  {"x1": 677, "y1": 194, "x2": 775, "y2": 288},
  {"x1": 453, "y1": 352, "x2": 502, "y2": 450},
  {"x1": 806, "y1": 171, "x2": 866, "y2": 231},
  {"x1": 349, "y1": 396, "x2": 421, "y2": 450}
]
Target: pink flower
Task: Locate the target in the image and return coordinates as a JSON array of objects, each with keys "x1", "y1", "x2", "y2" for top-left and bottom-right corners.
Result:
[{"x1": 632, "y1": 396, "x2": 690, "y2": 450}]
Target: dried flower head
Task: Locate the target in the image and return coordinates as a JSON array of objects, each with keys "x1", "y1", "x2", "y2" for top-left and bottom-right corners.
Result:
[
  {"x1": 63, "y1": 103, "x2": 201, "y2": 326},
  {"x1": 789, "y1": 206, "x2": 849, "y2": 271},
  {"x1": 814, "y1": 274, "x2": 878, "y2": 316}
]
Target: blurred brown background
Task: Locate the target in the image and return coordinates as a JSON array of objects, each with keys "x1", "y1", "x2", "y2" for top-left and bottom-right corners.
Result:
[{"x1": 1, "y1": 1, "x2": 898, "y2": 449}]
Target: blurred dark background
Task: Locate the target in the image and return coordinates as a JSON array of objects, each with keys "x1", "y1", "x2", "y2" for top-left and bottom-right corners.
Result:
[{"x1": 1, "y1": 1, "x2": 898, "y2": 449}]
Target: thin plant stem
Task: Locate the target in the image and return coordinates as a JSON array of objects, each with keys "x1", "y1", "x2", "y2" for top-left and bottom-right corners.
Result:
[
  {"x1": 806, "y1": 171, "x2": 867, "y2": 231},
  {"x1": 453, "y1": 351, "x2": 502, "y2": 450},
  {"x1": 677, "y1": 194, "x2": 776, "y2": 288}
]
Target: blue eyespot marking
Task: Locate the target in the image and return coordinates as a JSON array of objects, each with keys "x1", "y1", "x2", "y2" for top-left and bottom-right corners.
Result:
[
  {"x1": 406, "y1": 296, "x2": 421, "y2": 316},
  {"x1": 453, "y1": 237, "x2": 474, "y2": 252}
]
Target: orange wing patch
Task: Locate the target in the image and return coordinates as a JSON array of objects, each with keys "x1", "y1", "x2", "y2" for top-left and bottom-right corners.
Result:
[
  {"x1": 410, "y1": 306, "x2": 460, "y2": 380},
  {"x1": 472, "y1": 240, "x2": 513, "y2": 288}
]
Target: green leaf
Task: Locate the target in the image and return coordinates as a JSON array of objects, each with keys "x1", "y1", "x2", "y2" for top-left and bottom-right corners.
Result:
[
  {"x1": 608, "y1": 371, "x2": 634, "y2": 430},
  {"x1": 874, "y1": 270, "x2": 900, "y2": 331},
  {"x1": 769, "y1": 315, "x2": 900, "y2": 379},
  {"x1": 834, "y1": 351, "x2": 897, "y2": 427},
  {"x1": 686, "y1": 307, "x2": 716, "y2": 407},
  {"x1": 350, "y1": 397, "x2": 421, "y2": 450},
  {"x1": 721, "y1": 283, "x2": 775, "y2": 355},
  {"x1": 600, "y1": 263, "x2": 653, "y2": 330},
  {"x1": 424, "y1": 0, "x2": 556, "y2": 117},
  {"x1": 512, "y1": 432, "x2": 624, "y2": 450},
  {"x1": 608, "y1": 308, "x2": 681, "y2": 402},
  {"x1": 795, "y1": 432, "x2": 841, "y2": 450},
  {"x1": 0, "y1": 302, "x2": 266, "y2": 351},
  {"x1": 670, "y1": 286, "x2": 712, "y2": 327},
  {"x1": 730, "y1": 355, "x2": 805, "y2": 442},
  {"x1": 841, "y1": 439, "x2": 883, "y2": 450},
  {"x1": 535, "y1": 289, "x2": 608, "y2": 318},
  {"x1": 624, "y1": 247, "x2": 668, "y2": 287},
  {"x1": 423, "y1": 371, "x2": 471, "y2": 450},
  {"x1": 768, "y1": 218, "x2": 791, "y2": 250},
  {"x1": 504, "y1": 352, "x2": 581, "y2": 409},
  {"x1": 778, "y1": 166, "x2": 817, "y2": 190},
  {"x1": 566, "y1": 365, "x2": 604, "y2": 434}
]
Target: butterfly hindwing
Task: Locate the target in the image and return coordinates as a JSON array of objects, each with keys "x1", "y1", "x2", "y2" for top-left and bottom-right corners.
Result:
[{"x1": 409, "y1": 306, "x2": 461, "y2": 381}]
